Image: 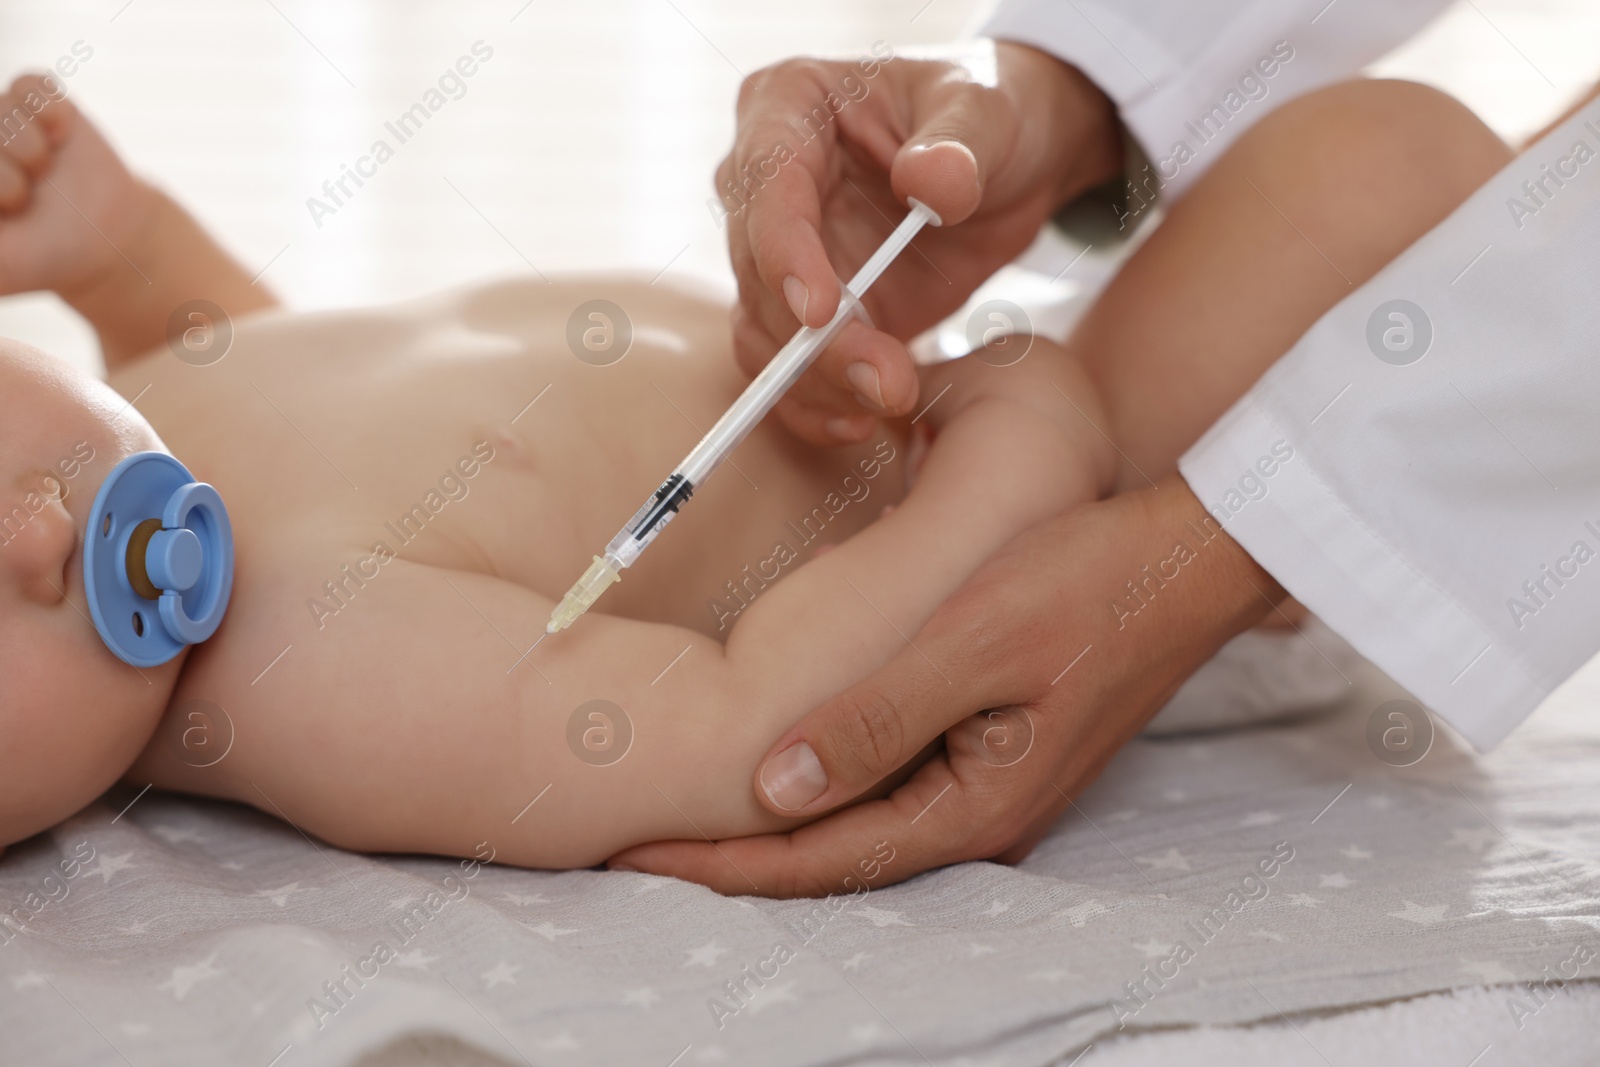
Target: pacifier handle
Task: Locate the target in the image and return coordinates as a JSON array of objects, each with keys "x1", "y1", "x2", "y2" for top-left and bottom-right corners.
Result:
[{"x1": 158, "y1": 481, "x2": 233, "y2": 646}]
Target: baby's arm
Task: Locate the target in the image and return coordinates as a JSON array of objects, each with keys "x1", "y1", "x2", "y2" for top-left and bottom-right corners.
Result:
[{"x1": 0, "y1": 74, "x2": 275, "y2": 368}]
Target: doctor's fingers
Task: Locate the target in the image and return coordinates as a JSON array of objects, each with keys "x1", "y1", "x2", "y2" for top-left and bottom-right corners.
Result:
[
  {"x1": 752, "y1": 561, "x2": 1054, "y2": 820},
  {"x1": 722, "y1": 59, "x2": 853, "y2": 331},
  {"x1": 726, "y1": 57, "x2": 1012, "y2": 344},
  {"x1": 730, "y1": 307, "x2": 916, "y2": 445},
  {"x1": 607, "y1": 736, "x2": 1055, "y2": 898}
]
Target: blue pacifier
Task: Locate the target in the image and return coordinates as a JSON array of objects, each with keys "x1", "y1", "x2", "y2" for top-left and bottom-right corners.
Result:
[{"x1": 82, "y1": 452, "x2": 234, "y2": 668}]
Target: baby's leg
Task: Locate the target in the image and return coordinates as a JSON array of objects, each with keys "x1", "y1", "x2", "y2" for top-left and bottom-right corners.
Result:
[{"x1": 1071, "y1": 79, "x2": 1513, "y2": 487}]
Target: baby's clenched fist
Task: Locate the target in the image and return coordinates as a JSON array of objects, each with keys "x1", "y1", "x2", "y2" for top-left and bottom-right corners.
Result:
[{"x1": 0, "y1": 73, "x2": 156, "y2": 299}]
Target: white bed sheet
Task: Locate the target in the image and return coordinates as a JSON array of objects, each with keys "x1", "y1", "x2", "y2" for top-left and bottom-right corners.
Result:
[{"x1": 350, "y1": 982, "x2": 1600, "y2": 1067}]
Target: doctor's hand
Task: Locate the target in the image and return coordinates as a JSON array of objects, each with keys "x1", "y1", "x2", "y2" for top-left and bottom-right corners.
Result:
[
  {"x1": 608, "y1": 477, "x2": 1287, "y2": 897},
  {"x1": 723, "y1": 40, "x2": 1121, "y2": 446}
]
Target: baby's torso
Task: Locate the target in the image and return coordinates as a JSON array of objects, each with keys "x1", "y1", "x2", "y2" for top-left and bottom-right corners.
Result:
[{"x1": 109, "y1": 277, "x2": 901, "y2": 723}]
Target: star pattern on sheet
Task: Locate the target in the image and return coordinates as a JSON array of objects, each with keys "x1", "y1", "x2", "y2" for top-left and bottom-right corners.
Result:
[
  {"x1": 840, "y1": 951, "x2": 869, "y2": 972},
  {"x1": 1286, "y1": 893, "x2": 1322, "y2": 908},
  {"x1": 852, "y1": 906, "x2": 912, "y2": 927},
  {"x1": 255, "y1": 882, "x2": 314, "y2": 908},
  {"x1": 538, "y1": 1030, "x2": 581, "y2": 1050},
  {"x1": 1340, "y1": 844, "x2": 1374, "y2": 861},
  {"x1": 622, "y1": 986, "x2": 660, "y2": 1009},
  {"x1": 1389, "y1": 899, "x2": 1449, "y2": 926},
  {"x1": 85, "y1": 852, "x2": 136, "y2": 885},
  {"x1": 1054, "y1": 900, "x2": 1103, "y2": 928},
  {"x1": 1133, "y1": 937, "x2": 1170, "y2": 958},
  {"x1": 502, "y1": 892, "x2": 546, "y2": 906},
  {"x1": 981, "y1": 900, "x2": 1011, "y2": 917},
  {"x1": 1447, "y1": 827, "x2": 1497, "y2": 854},
  {"x1": 158, "y1": 953, "x2": 224, "y2": 1000},
  {"x1": 1136, "y1": 848, "x2": 1190, "y2": 873},
  {"x1": 482, "y1": 961, "x2": 522, "y2": 988},
  {"x1": 11, "y1": 971, "x2": 47, "y2": 991},
  {"x1": 151, "y1": 825, "x2": 205, "y2": 845},
  {"x1": 1240, "y1": 811, "x2": 1281, "y2": 827},
  {"x1": 744, "y1": 981, "x2": 798, "y2": 1014},
  {"x1": 969, "y1": 942, "x2": 997, "y2": 957},
  {"x1": 1318, "y1": 872, "x2": 1354, "y2": 888},
  {"x1": 850, "y1": 1022, "x2": 883, "y2": 1043},
  {"x1": 524, "y1": 921, "x2": 579, "y2": 941},
  {"x1": 684, "y1": 942, "x2": 726, "y2": 968},
  {"x1": 1029, "y1": 968, "x2": 1074, "y2": 982},
  {"x1": 393, "y1": 950, "x2": 437, "y2": 970}
]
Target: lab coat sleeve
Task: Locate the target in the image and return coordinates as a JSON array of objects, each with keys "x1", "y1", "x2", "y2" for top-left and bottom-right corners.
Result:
[
  {"x1": 982, "y1": 0, "x2": 1451, "y2": 201},
  {"x1": 1178, "y1": 97, "x2": 1600, "y2": 751}
]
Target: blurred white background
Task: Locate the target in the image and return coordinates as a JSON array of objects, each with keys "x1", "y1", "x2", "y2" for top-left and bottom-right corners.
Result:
[{"x1": 0, "y1": 0, "x2": 1594, "y2": 375}]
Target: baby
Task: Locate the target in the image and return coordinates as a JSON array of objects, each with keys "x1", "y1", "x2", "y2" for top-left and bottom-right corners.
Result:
[
  {"x1": 2, "y1": 66, "x2": 1508, "y2": 878},
  {"x1": 0, "y1": 75, "x2": 1112, "y2": 868}
]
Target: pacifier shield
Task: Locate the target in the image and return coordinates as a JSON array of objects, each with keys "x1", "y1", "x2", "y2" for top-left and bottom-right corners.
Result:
[{"x1": 83, "y1": 452, "x2": 234, "y2": 668}]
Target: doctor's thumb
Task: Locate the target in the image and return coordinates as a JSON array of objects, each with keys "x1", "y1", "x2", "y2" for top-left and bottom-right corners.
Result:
[
  {"x1": 890, "y1": 87, "x2": 1014, "y2": 226},
  {"x1": 890, "y1": 137, "x2": 985, "y2": 228},
  {"x1": 754, "y1": 649, "x2": 970, "y2": 817}
]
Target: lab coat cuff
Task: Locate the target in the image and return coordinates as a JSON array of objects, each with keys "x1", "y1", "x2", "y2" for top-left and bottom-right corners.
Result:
[{"x1": 1179, "y1": 400, "x2": 1544, "y2": 752}]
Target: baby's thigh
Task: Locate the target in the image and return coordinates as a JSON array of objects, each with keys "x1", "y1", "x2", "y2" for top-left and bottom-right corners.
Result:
[{"x1": 228, "y1": 562, "x2": 802, "y2": 868}]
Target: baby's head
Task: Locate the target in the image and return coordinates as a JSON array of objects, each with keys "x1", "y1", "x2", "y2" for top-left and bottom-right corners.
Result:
[{"x1": 0, "y1": 337, "x2": 181, "y2": 848}]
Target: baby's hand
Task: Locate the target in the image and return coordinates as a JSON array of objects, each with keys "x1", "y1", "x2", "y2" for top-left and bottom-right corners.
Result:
[{"x1": 0, "y1": 74, "x2": 155, "y2": 299}]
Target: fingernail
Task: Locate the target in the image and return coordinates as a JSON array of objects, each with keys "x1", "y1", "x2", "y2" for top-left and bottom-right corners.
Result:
[
  {"x1": 609, "y1": 862, "x2": 639, "y2": 873},
  {"x1": 824, "y1": 416, "x2": 862, "y2": 440},
  {"x1": 782, "y1": 275, "x2": 810, "y2": 324},
  {"x1": 926, "y1": 138, "x2": 978, "y2": 165},
  {"x1": 845, "y1": 362, "x2": 884, "y2": 407},
  {"x1": 759, "y1": 741, "x2": 827, "y2": 811}
]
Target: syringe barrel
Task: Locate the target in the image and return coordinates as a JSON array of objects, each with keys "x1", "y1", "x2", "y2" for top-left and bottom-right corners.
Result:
[
  {"x1": 606, "y1": 472, "x2": 694, "y2": 567},
  {"x1": 676, "y1": 198, "x2": 938, "y2": 487},
  {"x1": 678, "y1": 290, "x2": 865, "y2": 485},
  {"x1": 588, "y1": 201, "x2": 941, "y2": 583}
]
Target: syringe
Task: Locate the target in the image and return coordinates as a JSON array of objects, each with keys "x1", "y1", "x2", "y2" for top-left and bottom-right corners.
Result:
[{"x1": 546, "y1": 197, "x2": 942, "y2": 634}]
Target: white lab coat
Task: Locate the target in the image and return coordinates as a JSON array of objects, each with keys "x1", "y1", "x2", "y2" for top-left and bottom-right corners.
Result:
[{"x1": 985, "y1": 0, "x2": 1600, "y2": 750}]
